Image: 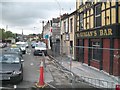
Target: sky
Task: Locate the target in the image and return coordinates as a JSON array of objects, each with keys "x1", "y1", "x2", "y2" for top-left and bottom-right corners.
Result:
[{"x1": 0, "y1": 0, "x2": 76, "y2": 35}]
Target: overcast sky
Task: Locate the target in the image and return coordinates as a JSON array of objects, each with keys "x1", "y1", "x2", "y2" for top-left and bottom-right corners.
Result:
[{"x1": 0, "y1": 0, "x2": 76, "y2": 35}]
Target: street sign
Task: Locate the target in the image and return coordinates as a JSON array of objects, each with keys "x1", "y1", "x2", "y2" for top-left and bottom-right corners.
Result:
[{"x1": 45, "y1": 35, "x2": 49, "y2": 39}]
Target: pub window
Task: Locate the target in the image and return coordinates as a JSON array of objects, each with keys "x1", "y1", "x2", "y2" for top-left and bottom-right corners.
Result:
[
  {"x1": 91, "y1": 41, "x2": 101, "y2": 61},
  {"x1": 70, "y1": 18, "x2": 73, "y2": 32},
  {"x1": 95, "y1": 4, "x2": 101, "y2": 27},
  {"x1": 80, "y1": 13, "x2": 84, "y2": 30}
]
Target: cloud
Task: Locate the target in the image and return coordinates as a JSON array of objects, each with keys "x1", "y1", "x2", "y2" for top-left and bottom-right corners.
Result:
[{"x1": 0, "y1": 0, "x2": 75, "y2": 34}]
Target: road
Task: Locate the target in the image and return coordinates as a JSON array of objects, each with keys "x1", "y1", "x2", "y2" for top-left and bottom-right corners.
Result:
[
  {"x1": 0, "y1": 46, "x2": 99, "y2": 89},
  {"x1": 0, "y1": 47, "x2": 43, "y2": 89}
]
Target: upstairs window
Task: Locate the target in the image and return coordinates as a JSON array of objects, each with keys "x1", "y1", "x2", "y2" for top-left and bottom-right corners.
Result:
[
  {"x1": 95, "y1": 4, "x2": 101, "y2": 27},
  {"x1": 70, "y1": 18, "x2": 73, "y2": 32},
  {"x1": 64, "y1": 21, "x2": 66, "y2": 33},
  {"x1": 80, "y1": 13, "x2": 84, "y2": 30}
]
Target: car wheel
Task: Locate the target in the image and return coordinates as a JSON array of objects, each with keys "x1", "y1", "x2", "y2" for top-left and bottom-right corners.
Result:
[
  {"x1": 45, "y1": 52, "x2": 48, "y2": 56},
  {"x1": 20, "y1": 75, "x2": 23, "y2": 82},
  {"x1": 23, "y1": 51, "x2": 26, "y2": 54},
  {"x1": 33, "y1": 53, "x2": 36, "y2": 56}
]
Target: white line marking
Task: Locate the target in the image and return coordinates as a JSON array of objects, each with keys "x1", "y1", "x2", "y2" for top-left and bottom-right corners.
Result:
[
  {"x1": 14, "y1": 85, "x2": 17, "y2": 89},
  {"x1": 30, "y1": 62, "x2": 34, "y2": 66}
]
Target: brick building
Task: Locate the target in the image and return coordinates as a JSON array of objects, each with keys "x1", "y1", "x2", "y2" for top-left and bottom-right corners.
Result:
[{"x1": 76, "y1": 0, "x2": 120, "y2": 76}]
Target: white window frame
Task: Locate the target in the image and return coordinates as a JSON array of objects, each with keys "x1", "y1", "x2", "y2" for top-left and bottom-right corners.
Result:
[
  {"x1": 95, "y1": 4, "x2": 101, "y2": 27},
  {"x1": 92, "y1": 41, "x2": 100, "y2": 60},
  {"x1": 64, "y1": 21, "x2": 66, "y2": 33},
  {"x1": 80, "y1": 13, "x2": 84, "y2": 30}
]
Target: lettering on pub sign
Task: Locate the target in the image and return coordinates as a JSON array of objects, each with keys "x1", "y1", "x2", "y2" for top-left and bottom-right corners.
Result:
[{"x1": 76, "y1": 28, "x2": 113, "y2": 38}]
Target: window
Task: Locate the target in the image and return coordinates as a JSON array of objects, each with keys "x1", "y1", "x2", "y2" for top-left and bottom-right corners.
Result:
[
  {"x1": 70, "y1": 41, "x2": 73, "y2": 54},
  {"x1": 80, "y1": 13, "x2": 84, "y2": 30},
  {"x1": 79, "y1": 0, "x2": 83, "y2": 5},
  {"x1": 64, "y1": 21, "x2": 66, "y2": 33},
  {"x1": 70, "y1": 18, "x2": 73, "y2": 32},
  {"x1": 91, "y1": 41, "x2": 101, "y2": 61},
  {"x1": 66, "y1": 34, "x2": 69, "y2": 40},
  {"x1": 95, "y1": 4, "x2": 101, "y2": 27}
]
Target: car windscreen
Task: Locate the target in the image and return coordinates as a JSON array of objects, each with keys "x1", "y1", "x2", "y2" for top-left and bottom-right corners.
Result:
[
  {"x1": 0, "y1": 54, "x2": 20, "y2": 64},
  {"x1": 16, "y1": 44, "x2": 26, "y2": 47},
  {"x1": 36, "y1": 43, "x2": 46, "y2": 48},
  {"x1": 9, "y1": 48, "x2": 20, "y2": 52}
]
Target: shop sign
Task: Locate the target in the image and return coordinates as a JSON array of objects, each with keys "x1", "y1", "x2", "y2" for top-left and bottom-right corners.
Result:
[{"x1": 76, "y1": 28, "x2": 113, "y2": 38}]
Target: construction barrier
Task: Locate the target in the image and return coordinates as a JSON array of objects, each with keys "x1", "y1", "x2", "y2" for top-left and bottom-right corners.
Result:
[{"x1": 35, "y1": 60, "x2": 46, "y2": 88}]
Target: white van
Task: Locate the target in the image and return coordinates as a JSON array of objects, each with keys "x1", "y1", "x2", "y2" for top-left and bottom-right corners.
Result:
[{"x1": 16, "y1": 42, "x2": 26, "y2": 54}]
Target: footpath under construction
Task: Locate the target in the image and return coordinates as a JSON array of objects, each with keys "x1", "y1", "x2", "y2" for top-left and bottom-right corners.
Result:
[
  {"x1": 32, "y1": 52, "x2": 99, "y2": 90},
  {"x1": 47, "y1": 47, "x2": 120, "y2": 90}
]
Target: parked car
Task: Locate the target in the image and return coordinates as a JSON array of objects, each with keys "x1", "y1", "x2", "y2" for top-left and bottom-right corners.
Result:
[
  {"x1": 16, "y1": 42, "x2": 26, "y2": 54},
  {"x1": 2, "y1": 43, "x2": 7, "y2": 48},
  {"x1": 31, "y1": 41, "x2": 36, "y2": 48},
  {"x1": 6, "y1": 47, "x2": 23, "y2": 58},
  {"x1": 0, "y1": 53, "x2": 24, "y2": 84},
  {"x1": 0, "y1": 43, "x2": 7, "y2": 48},
  {"x1": 34, "y1": 42, "x2": 47, "y2": 56},
  {"x1": 0, "y1": 43, "x2": 3, "y2": 48},
  {"x1": 25, "y1": 42, "x2": 29, "y2": 48}
]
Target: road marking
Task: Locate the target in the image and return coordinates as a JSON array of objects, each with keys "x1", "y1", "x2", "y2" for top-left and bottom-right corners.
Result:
[
  {"x1": 30, "y1": 62, "x2": 34, "y2": 66},
  {"x1": 27, "y1": 53, "x2": 31, "y2": 55},
  {"x1": 14, "y1": 85, "x2": 17, "y2": 89}
]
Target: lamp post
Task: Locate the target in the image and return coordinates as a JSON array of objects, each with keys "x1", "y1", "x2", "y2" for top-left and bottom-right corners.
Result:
[
  {"x1": 5, "y1": 25, "x2": 8, "y2": 32},
  {"x1": 22, "y1": 29, "x2": 24, "y2": 41},
  {"x1": 42, "y1": 21, "x2": 44, "y2": 38}
]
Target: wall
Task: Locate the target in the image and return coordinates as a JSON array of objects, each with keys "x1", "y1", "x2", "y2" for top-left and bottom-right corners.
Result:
[
  {"x1": 113, "y1": 39, "x2": 120, "y2": 76},
  {"x1": 90, "y1": 60, "x2": 100, "y2": 69},
  {"x1": 84, "y1": 39, "x2": 88, "y2": 64},
  {"x1": 103, "y1": 39, "x2": 110, "y2": 73}
]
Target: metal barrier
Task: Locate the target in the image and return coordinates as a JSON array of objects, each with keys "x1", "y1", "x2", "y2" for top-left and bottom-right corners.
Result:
[
  {"x1": 79, "y1": 75, "x2": 115, "y2": 89},
  {"x1": 48, "y1": 45, "x2": 120, "y2": 89}
]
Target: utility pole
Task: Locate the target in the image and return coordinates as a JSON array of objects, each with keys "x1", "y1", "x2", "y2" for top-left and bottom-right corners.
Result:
[
  {"x1": 5, "y1": 25, "x2": 8, "y2": 32},
  {"x1": 22, "y1": 29, "x2": 23, "y2": 41},
  {"x1": 42, "y1": 21, "x2": 44, "y2": 38}
]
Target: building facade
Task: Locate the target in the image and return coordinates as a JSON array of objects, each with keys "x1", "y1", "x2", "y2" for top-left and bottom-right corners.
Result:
[
  {"x1": 50, "y1": 18, "x2": 60, "y2": 52},
  {"x1": 60, "y1": 12, "x2": 77, "y2": 59},
  {"x1": 76, "y1": 0, "x2": 120, "y2": 76},
  {"x1": 61, "y1": 14, "x2": 69, "y2": 55},
  {"x1": 43, "y1": 21, "x2": 51, "y2": 49}
]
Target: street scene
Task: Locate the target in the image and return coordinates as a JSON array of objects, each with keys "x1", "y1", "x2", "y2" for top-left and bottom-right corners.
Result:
[
  {"x1": 0, "y1": 43, "x2": 98, "y2": 89},
  {"x1": 0, "y1": 0, "x2": 120, "y2": 90}
]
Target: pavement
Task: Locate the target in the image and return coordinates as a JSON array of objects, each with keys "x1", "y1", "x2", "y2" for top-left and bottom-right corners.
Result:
[{"x1": 47, "y1": 49, "x2": 120, "y2": 89}]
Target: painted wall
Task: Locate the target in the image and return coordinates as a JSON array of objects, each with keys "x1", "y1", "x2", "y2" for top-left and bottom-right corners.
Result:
[
  {"x1": 84, "y1": 39, "x2": 88, "y2": 64},
  {"x1": 113, "y1": 39, "x2": 120, "y2": 76},
  {"x1": 103, "y1": 39, "x2": 110, "y2": 73}
]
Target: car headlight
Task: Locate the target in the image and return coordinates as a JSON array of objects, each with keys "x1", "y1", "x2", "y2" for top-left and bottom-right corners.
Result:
[{"x1": 13, "y1": 71, "x2": 22, "y2": 75}]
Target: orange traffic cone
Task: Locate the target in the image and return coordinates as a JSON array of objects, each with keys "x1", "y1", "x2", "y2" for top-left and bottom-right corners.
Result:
[
  {"x1": 39, "y1": 61, "x2": 44, "y2": 86},
  {"x1": 116, "y1": 85, "x2": 120, "y2": 90},
  {"x1": 35, "y1": 60, "x2": 46, "y2": 88}
]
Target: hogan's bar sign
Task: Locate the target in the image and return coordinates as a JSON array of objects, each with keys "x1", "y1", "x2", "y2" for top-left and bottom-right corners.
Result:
[
  {"x1": 76, "y1": 26, "x2": 120, "y2": 38},
  {"x1": 80, "y1": 29, "x2": 112, "y2": 37}
]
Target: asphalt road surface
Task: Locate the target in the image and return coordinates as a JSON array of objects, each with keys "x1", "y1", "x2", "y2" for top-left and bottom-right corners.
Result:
[
  {"x1": 0, "y1": 46, "x2": 100, "y2": 90},
  {"x1": 0, "y1": 46, "x2": 42, "y2": 89}
]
